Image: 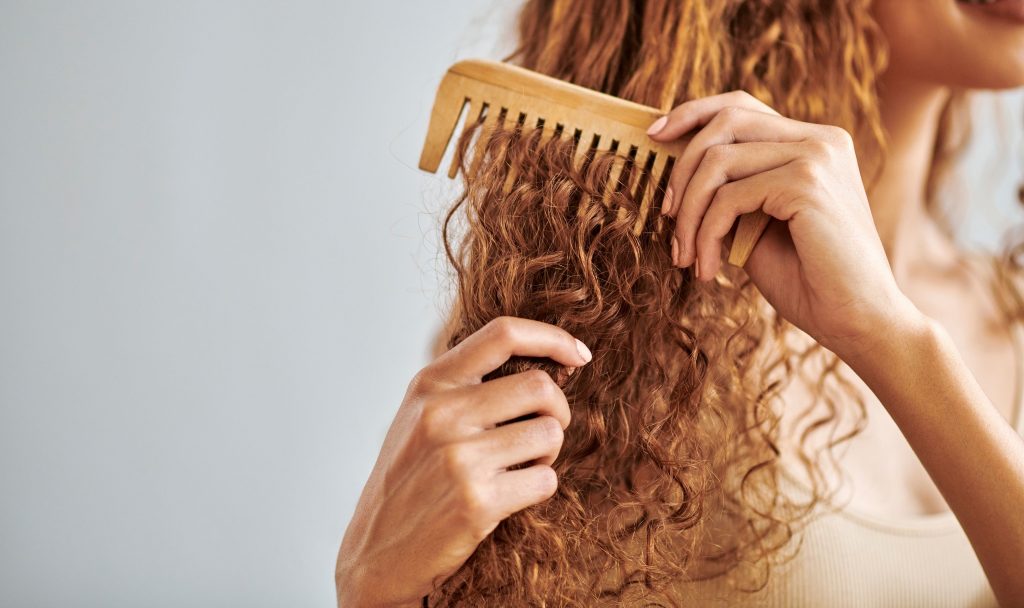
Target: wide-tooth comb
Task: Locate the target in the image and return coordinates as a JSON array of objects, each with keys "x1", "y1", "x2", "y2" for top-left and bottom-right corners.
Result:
[{"x1": 418, "y1": 59, "x2": 770, "y2": 267}]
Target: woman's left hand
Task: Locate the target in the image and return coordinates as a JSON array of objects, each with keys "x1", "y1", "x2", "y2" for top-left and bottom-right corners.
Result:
[{"x1": 646, "y1": 91, "x2": 923, "y2": 361}]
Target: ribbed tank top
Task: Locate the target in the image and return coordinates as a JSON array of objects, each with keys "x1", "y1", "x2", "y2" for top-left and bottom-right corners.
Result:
[{"x1": 679, "y1": 281, "x2": 1024, "y2": 606}]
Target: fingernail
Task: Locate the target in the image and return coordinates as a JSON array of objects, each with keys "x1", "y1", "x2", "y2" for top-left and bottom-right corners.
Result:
[
  {"x1": 661, "y1": 186, "x2": 674, "y2": 216},
  {"x1": 694, "y1": 257, "x2": 701, "y2": 280},
  {"x1": 647, "y1": 116, "x2": 667, "y2": 135},
  {"x1": 671, "y1": 237, "x2": 679, "y2": 266},
  {"x1": 575, "y1": 339, "x2": 592, "y2": 363}
]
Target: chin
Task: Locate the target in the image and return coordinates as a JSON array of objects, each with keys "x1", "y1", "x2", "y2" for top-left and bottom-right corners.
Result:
[{"x1": 873, "y1": 0, "x2": 1024, "y2": 89}]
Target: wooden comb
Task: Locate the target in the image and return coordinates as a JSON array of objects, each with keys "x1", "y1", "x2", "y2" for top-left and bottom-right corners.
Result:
[{"x1": 418, "y1": 59, "x2": 770, "y2": 268}]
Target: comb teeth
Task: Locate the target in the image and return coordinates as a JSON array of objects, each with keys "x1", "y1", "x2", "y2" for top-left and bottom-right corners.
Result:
[
  {"x1": 603, "y1": 153, "x2": 627, "y2": 207},
  {"x1": 446, "y1": 98, "x2": 484, "y2": 179},
  {"x1": 572, "y1": 130, "x2": 597, "y2": 173},
  {"x1": 470, "y1": 104, "x2": 506, "y2": 178},
  {"x1": 501, "y1": 112, "x2": 540, "y2": 195},
  {"x1": 419, "y1": 59, "x2": 770, "y2": 267},
  {"x1": 639, "y1": 153, "x2": 670, "y2": 230}
]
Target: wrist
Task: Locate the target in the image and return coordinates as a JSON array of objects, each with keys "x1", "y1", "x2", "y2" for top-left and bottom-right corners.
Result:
[
  {"x1": 336, "y1": 561, "x2": 423, "y2": 608},
  {"x1": 335, "y1": 562, "x2": 362, "y2": 608},
  {"x1": 336, "y1": 561, "x2": 374, "y2": 608},
  {"x1": 838, "y1": 295, "x2": 938, "y2": 378}
]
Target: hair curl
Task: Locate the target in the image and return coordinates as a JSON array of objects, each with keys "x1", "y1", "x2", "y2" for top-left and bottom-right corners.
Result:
[{"x1": 425, "y1": 1, "x2": 1024, "y2": 605}]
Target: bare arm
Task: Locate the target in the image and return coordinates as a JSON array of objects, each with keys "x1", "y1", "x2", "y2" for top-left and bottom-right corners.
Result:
[
  {"x1": 649, "y1": 91, "x2": 1024, "y2": 605},
  {"x1": 847, "y1": 312, "x2": 1024, "y2": 606}
]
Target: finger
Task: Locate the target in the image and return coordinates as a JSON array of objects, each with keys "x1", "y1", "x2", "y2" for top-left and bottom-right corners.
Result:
[
  {"x1": 646, "y1": 90, "x2": 779, "y2": 141},
  {"x1": 671, "y1": 141, "x2": 806, "y2": 268},
  {"x1": 492, "y1": 464, "x2": 558, "y2": 517},
  {"x1": 662, "y1": 107, "x2": 823, "y2": 217},
  {"x1": 739, "y1": 217, "x2": 800, "y2": 289},
  {"x1": 455, "y1": 369, "x2": 571, "y2": 430},
  {"x1": 469, "y1": 415, "x2": 564, "y2": 469},
  {"x1": 429, "y1": 317, "x2": 592, "y2": 385},
  {"x1": 692, "y1": 164, "x2": 800, "y2": 281}
]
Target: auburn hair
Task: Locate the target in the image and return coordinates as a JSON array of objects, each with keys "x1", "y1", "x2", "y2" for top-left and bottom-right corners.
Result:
[{"x1": 425, "y1": 0, "x2": 1024, "y2": 605}]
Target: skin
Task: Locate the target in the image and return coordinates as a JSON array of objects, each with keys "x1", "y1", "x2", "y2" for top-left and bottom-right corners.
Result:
[
  {"x1": 337, "y1": 318, "x2": 592, "y2": 607},
  {"x1": 338, "y1": 1, "x2": 1024, "y2": 605}
]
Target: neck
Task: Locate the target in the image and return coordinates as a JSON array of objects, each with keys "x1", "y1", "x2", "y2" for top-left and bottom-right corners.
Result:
[{"x1": 870, "y1": 75, "x2": 955, "y2": 281}]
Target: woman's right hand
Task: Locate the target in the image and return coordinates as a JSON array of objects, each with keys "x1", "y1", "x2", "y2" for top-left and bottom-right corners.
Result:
[{"x1": 335, "y1": 317, "x2": 593, "y2": 607}]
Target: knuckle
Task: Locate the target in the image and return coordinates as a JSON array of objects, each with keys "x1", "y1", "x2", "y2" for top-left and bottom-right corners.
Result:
[
  {"x1": 826, "y1": 125, "x2": 854, "y2": 147},
  {"x1": 486, "y1": 316, "x2": 519, "y2": 343},
  {"x1": 718, "y1": 105, "x2": 744, "y2": 123},
  {"x1": 703, "y1": 143, "x2": 730, "y2": 164},
  {"x1": 705, "y1": 191, "x2": 736, "y2": 226},
  {"x1": 440, "y1": 443, "x2": 473, "y2": 478},
  {"x1": 419, "y1": 397, "x2": 451, "y2": 442},
  {"x1": 523, "y1": 369, "x2": 557, "y2": 400},
  {"x1": 805, "y1": 138, "x2": 832, "y2": 159},
  {"x1": 537, "y1": 415, "x2": 564, "y2": 446},
  {"x1": 455, "y1": 482, "x2": 493, "y2": 537},
  {"x1": 733, "y1": 89, "x2": 756, "y2": 104},
  {"x1": 533, "y1": 466, "x2": 559, "y2": 500},
  {"x1": 711, "y1": 181, "x2": 736, "y2": 205},
  {"x1": 407, "y1": 366, "x2": 435, "y2": 395},
  {"x1": 792, "y1": 158, "x2": 819, "y2": 182}
]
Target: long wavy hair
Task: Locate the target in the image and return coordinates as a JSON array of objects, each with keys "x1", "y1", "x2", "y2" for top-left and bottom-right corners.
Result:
[{"x1": 426, "y1": 1, "x2": 1024, "y2": 605}]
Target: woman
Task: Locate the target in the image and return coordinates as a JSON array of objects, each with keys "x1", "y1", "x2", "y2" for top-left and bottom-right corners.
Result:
[{"x1": 337, "y1": 0, "x2": 1024, "y2": 605}]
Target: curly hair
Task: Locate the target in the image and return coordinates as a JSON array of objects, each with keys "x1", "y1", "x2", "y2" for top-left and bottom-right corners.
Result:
[{"x1": 424, "y1": 1, "x2": 1023, "y2": 605}]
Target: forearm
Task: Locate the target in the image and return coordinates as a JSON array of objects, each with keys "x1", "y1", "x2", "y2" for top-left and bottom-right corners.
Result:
[{"x1": 844, "y1": 311, "x2": 1024, "y2": 606}]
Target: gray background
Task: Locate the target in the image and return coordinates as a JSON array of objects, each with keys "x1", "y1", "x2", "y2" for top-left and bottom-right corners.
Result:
[{"x1": 0, "y1": 2, "x2": 1020, "y2": 606}]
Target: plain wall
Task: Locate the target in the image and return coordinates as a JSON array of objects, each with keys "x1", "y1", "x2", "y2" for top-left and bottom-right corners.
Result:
[
  {"x1": 0, "y1": 2, "x2": 1020, "y2": 607},
  {"x1": 0, "y1": 2, "x2": 512, "y2": 606}
]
